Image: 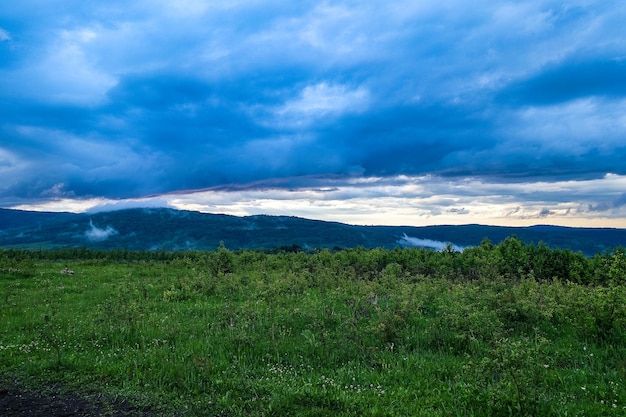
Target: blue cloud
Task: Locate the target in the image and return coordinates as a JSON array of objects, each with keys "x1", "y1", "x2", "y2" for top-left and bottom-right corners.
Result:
[
  {"x1": 499, "y1": 57, "x2": 626, "y2": 105},
  {"x1": 2, "y1": 0, "x2": 626, "y2": 226}
]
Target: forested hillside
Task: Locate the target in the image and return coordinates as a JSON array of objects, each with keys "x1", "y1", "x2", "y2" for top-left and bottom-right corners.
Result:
[{"x1": 1, "y1": 207, "x2": 625, "y2": 255}]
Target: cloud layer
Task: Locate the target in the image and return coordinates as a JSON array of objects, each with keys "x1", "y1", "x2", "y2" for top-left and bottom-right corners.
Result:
[
  {"x1": 85, "y1": 220, "x2": 118, "y2": 242},
  {"x1": 398, "y1": 235, "x2": 466, "y2": 252},
  {"x1": 2, "y1": 1, "x2": 626, "y2": 226}
]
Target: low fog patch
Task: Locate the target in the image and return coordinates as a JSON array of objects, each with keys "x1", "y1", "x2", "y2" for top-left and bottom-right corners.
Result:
[
  {"x1": 85, "y1": 220, "x2": 118, "y2": 242},
  {"x1": 398, "y1": 234, "x2": 466, "y2": 252}
]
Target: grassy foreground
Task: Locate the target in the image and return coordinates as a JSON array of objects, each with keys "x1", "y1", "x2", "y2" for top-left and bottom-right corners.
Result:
[{"x1": 1, "y1": 246, "x2": 625, "y2": 416}]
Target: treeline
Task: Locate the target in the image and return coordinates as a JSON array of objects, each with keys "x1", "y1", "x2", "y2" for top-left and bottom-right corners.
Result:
[{"x1": 1, "y1": 236, "x2": 625, "y2": 286}]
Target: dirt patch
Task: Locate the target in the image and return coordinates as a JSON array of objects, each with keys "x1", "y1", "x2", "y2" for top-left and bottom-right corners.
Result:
[{"x1": 0, "y1": 384, "x2": 155, "y2": 417}]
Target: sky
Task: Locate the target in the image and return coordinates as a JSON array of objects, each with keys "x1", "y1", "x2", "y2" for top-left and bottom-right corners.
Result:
[{"x1": 1, "y1": 1, "x2": 626, "y2": 227}]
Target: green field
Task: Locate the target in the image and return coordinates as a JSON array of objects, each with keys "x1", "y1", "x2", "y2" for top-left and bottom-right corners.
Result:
[{"x1": 1, "y1": 240, "x2": 625, "y2": 416}]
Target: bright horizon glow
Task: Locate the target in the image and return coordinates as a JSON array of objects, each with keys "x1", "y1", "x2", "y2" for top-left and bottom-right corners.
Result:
[{"x1": 10, "y1": 174, "x2": 626, "y2": 228}]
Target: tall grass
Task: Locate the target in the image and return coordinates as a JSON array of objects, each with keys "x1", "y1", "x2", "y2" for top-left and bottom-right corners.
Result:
[{"x1": 0, "y1": 249, "x2": 624, "y2": 416}]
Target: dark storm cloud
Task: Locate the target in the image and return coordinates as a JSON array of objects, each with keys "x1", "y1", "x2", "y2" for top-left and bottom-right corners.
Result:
[
  {"x1": 316, "y1": 102, "x2": 499, "y2": 177},
  {"x1": 499, "y1": 57, "x2": 626, "y2": 105},
  {"x1": 1, "y1": 0, "x2": 626, "y2": 216}
]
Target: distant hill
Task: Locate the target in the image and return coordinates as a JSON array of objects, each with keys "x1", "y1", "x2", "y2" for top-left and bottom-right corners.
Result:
[{"x1": 0, "y1": 207, "x2": 625, "y2": 255}]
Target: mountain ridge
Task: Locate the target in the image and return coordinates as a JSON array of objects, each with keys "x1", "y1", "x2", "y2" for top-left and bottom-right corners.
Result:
[{"x1": 1, "y1": 207, "x2": 625, "y2": 255}]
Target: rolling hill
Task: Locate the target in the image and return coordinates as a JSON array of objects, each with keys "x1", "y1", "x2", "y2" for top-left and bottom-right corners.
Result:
[{"x1": 1, "y1": 207, "x2": 625, "y2": 255}]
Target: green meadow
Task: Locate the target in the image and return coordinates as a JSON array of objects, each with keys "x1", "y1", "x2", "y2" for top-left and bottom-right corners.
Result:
[{"x1": 1, "y1": 240, "x2": 625, "y2": 416}]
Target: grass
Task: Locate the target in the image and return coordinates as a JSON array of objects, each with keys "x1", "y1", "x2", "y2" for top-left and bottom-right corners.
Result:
[{"x1": 1, "y1": 251, "x2": 625, "y2": 416}]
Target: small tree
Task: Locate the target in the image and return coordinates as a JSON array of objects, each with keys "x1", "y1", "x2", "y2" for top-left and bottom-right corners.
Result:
[
  {"x1": 209, "y1": 241, "x2": 234, "y2": 277},
  {"x1": 497, "y1": 236, "x2": 530, "y2": 280}
]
